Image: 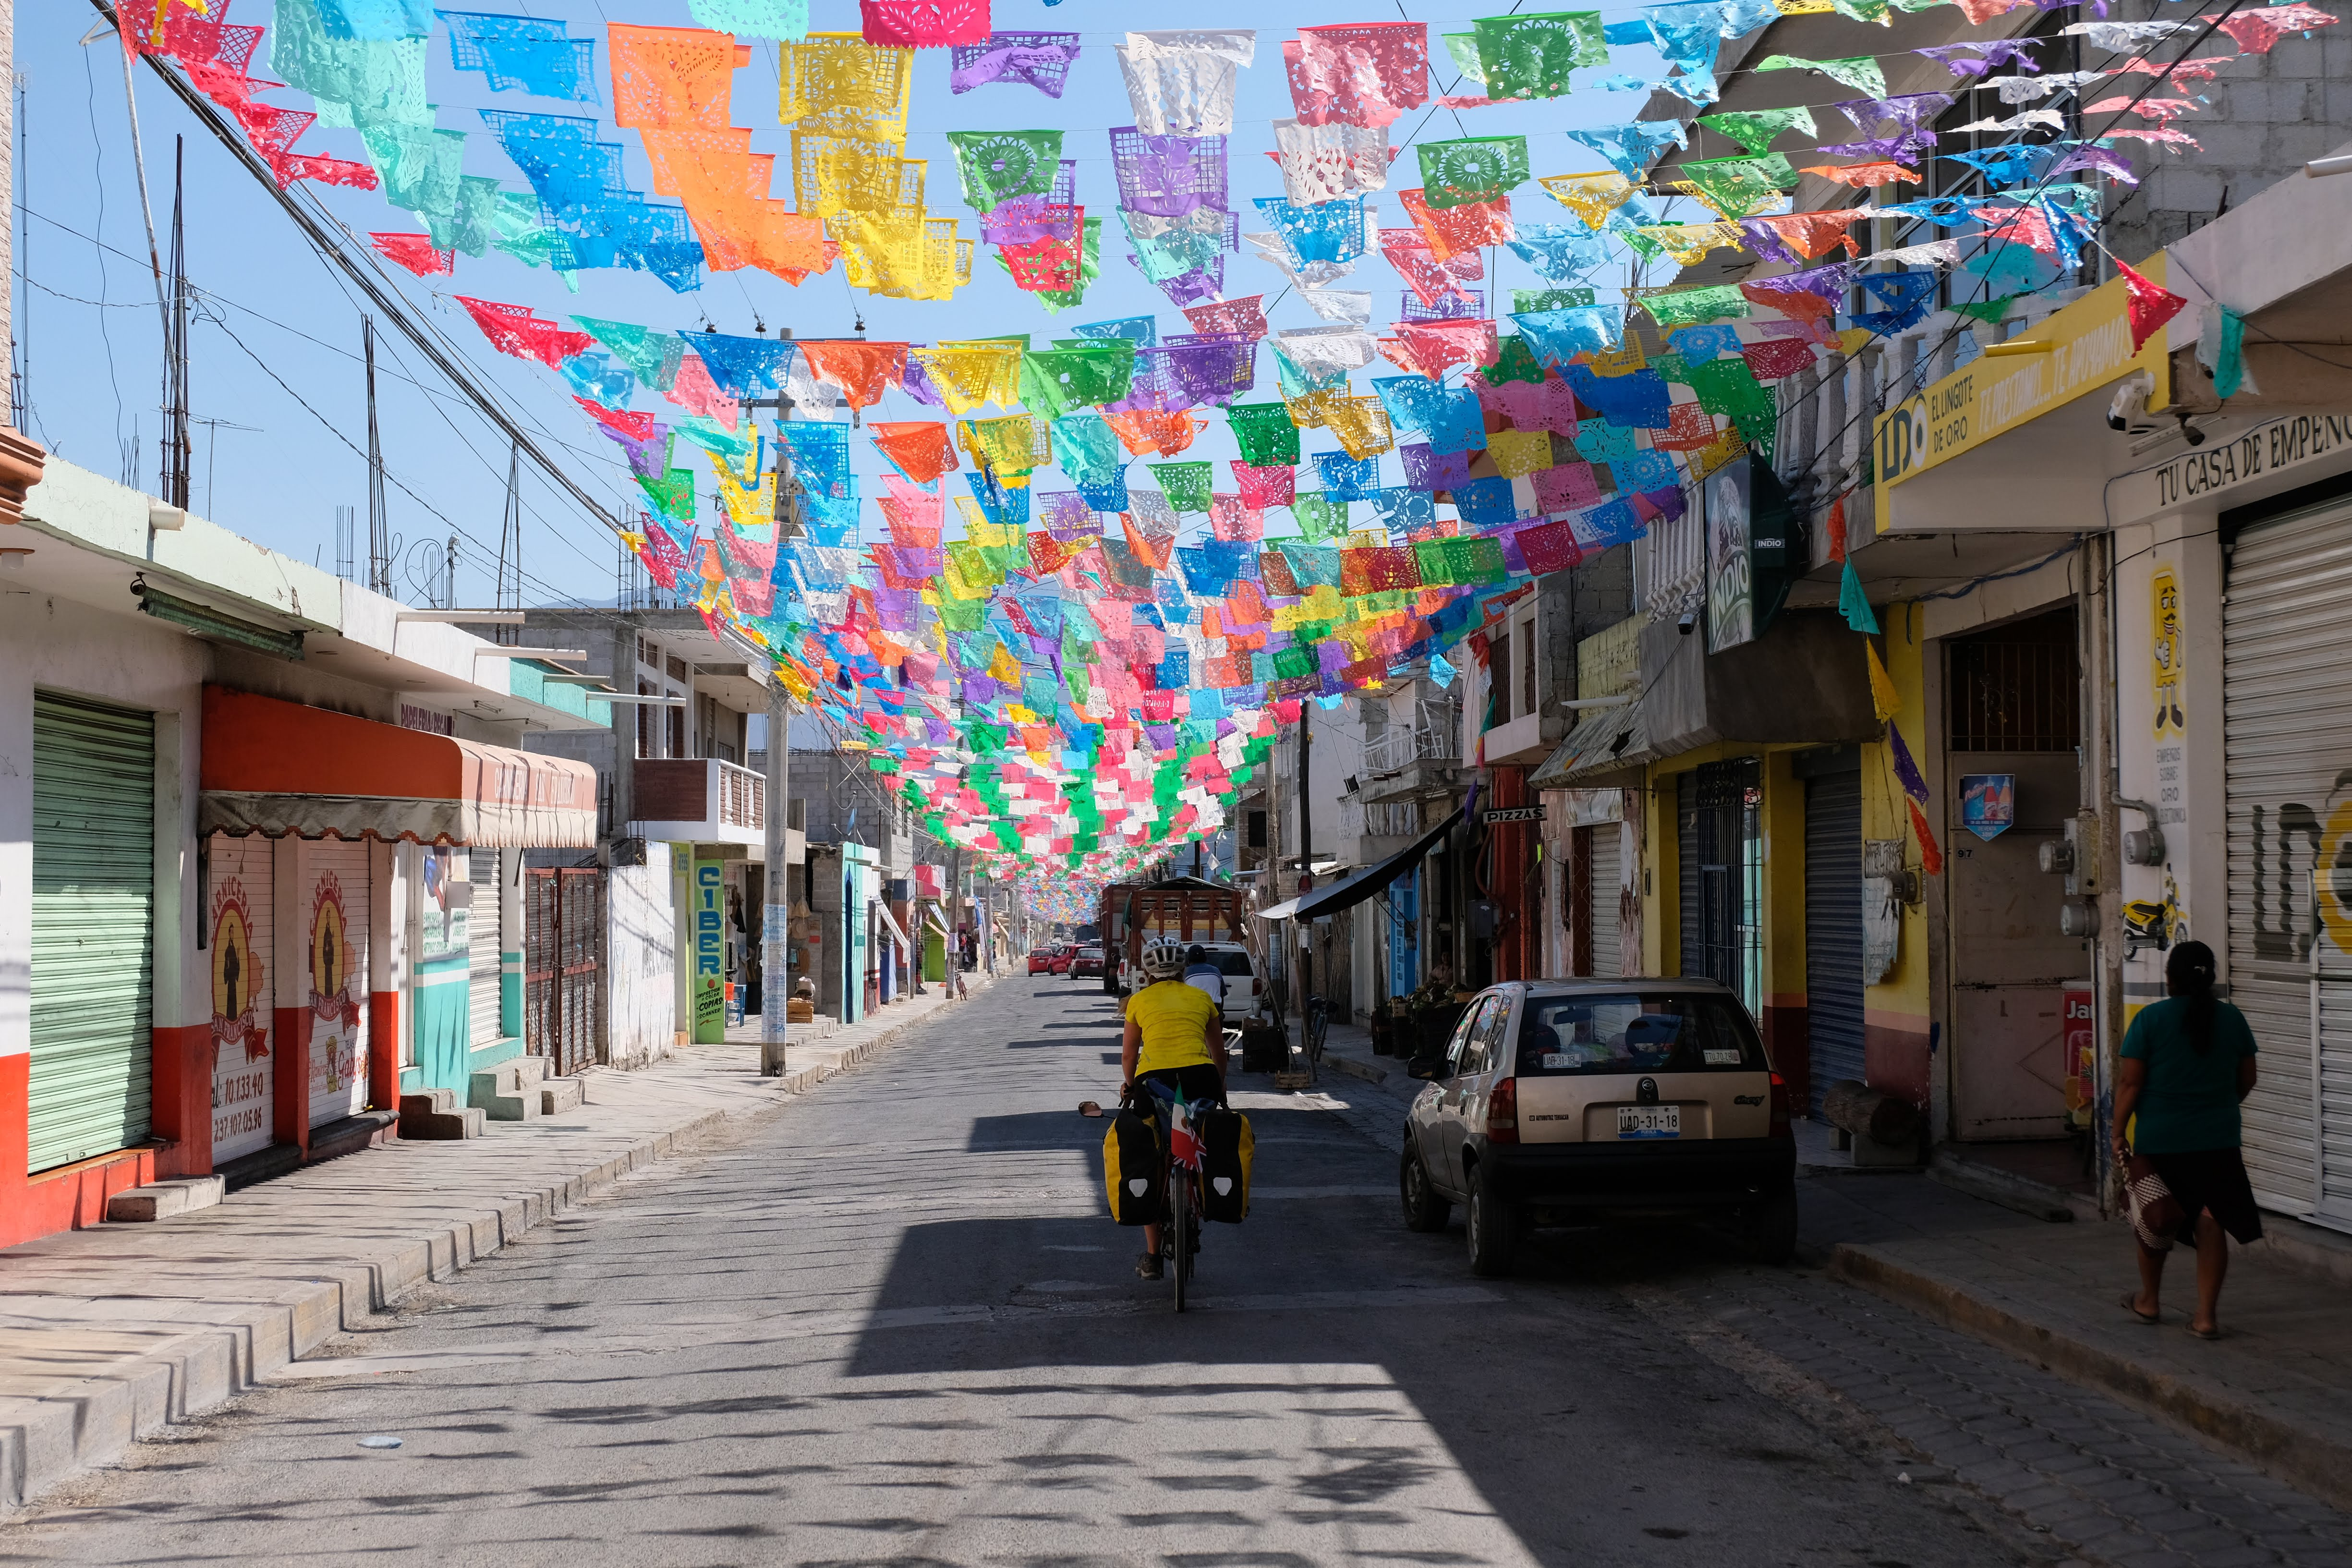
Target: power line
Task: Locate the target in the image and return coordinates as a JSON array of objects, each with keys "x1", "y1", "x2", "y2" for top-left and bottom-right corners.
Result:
[{"x1": 89, "y1": 0, "x2": 622, "y2": 536}]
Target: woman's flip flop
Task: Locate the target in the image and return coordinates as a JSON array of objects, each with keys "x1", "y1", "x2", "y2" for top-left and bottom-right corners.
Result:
[{"x1": 2121, "y1": 1293, "x2": 2160, "y2": 1325}]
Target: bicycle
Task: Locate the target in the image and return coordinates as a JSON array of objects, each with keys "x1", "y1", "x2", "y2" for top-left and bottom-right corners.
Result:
[
  {"x1": 1304, "y1": 996, "x2": 1331, "y2": 1078},
  {"x1": 1081, "y1": 1080, "x2": 1216, "y2": 1313}
]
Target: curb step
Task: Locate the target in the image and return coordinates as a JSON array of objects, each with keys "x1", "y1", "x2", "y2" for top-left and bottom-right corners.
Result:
[
  {"x1": 1829, "y1": 1240, "x2": 2352, "y2": 1515},
  {"x1": 105, "y1": 1177, "x2": 226, "y2": 1224},
  {"x1": 470, "y1": 1055, "x2": 549, "y2": 1121},
  {"x1": 398, "y1": 1088, "x2": 485, "y2": 1141},
  {"x1": 539, "y1": 1077, "x2": 585, "y2": 1116}
]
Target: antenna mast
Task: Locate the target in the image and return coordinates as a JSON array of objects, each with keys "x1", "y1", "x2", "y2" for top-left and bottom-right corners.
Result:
[
  {"x1": 160, "y1": 136, "x2": 190, "y2": 510},
  {"x1": 364, "y1": 315, "x2": 391, "y2": 597}
]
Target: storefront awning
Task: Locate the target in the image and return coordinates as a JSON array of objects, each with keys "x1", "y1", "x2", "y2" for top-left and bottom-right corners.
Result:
[
  {"x1": 199, "y1": 685, "x2": 597, "y2": 848},
  {"x1": 874, "y1": 900, "x2": 911, "y2": 949},
  {"x1": 1529, "y1": 698, "x2": 1652, "y2": 791},
  {"x1": 1258, "y1": 806, "x2": 1464, "y2": 923}
]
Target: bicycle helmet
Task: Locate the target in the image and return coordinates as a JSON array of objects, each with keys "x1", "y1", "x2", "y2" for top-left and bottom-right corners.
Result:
[{"x1": 1140, "y1": 939, "x2": 1187, "y2": 982}]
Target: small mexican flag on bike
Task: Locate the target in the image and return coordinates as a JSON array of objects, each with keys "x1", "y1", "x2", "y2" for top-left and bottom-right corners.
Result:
[{"x1": 1167, "y1": 1093, "x2": 1204, "y2": 1171}]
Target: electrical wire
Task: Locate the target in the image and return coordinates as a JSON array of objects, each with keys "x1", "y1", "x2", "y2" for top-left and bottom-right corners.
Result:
[{"x1": 89, "y1": 0, "x2": 624, "y2": 539}]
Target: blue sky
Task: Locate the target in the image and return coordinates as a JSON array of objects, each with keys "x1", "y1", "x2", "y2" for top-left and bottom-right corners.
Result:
[{"x1": 14, "y1": 1, "x2": 1680, "y2": 608}]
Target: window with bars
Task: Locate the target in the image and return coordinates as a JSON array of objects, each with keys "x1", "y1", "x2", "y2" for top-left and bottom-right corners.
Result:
[{"x1": 1948, "y1": 607, "x2": 2080, "y2": 752}]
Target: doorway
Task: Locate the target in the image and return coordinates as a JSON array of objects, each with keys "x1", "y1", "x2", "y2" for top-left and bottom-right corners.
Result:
[{"x1": 1944, "y1": 608, "x2": 2091, "y2": 1161}]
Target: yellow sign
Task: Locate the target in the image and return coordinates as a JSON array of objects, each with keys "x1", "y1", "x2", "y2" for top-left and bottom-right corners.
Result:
[
  {"x1": 1873, "y1": 258, "x2": 2171, "y2": 532},
  {"x1": 2151, "y1": 567, "x2": 2183, "y2": 738}
]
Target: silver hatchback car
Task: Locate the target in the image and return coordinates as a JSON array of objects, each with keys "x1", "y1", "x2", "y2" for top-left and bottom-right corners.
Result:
[{"x1": 1400, "y1": 979, "x2": 1798, "y2": 1276}]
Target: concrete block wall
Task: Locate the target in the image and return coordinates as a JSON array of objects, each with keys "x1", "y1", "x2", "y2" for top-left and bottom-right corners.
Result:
[{"x1": 2102, "y1": 0, "x2": 2352, "y2": 262}]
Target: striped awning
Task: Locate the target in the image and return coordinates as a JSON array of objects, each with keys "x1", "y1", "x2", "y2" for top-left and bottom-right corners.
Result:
[{"x1": 198, "y1": 686, "x2": 597, "y2": 847}]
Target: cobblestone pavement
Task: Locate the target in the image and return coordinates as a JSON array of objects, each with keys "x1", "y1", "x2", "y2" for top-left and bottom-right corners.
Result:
[
  {"x1": 6, "y1": 980, "x2": 2348, "y2": 1568},
  {"x1": 1308, "y1": 1057, "x2": 2352, "y2": 1568}
]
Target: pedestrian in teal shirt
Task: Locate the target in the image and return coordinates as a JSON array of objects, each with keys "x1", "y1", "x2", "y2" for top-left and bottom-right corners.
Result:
[{"x1": 2113, "y1": 941, "x2": 2261, "y2": 1340}]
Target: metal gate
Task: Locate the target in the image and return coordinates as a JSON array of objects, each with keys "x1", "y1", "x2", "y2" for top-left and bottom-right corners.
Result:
[
  {"x1": 1804, "y1": 770, "x2": 1867, "y2": 1115},
  {"x1": 2223, "y1": 495, "x2": 2352, "y2": 1223},
  {"x1": 1679, "y1": 759, "x2": 1761, "y2": 1009},
  {"x1": 1587, "y1": 825, "x2": 1622, "y2": 979},
  {"x1": 29, "y1": 692, "x2": 155, "y2": 1173},
  {"x1": 525, "y1": 868, "x2": 603, "y2": 1077}
]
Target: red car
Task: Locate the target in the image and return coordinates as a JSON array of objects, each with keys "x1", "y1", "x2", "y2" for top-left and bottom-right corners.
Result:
[
  {"x1": 1049, "y1": 943, "x2": 1077, "y2": 974},
  {"x1": 1028, "y1": 948, "x2": 1058, "y2": 975},
  {"x1": 1069, "y1": 945, "x2": 1106, "y2": 979}
]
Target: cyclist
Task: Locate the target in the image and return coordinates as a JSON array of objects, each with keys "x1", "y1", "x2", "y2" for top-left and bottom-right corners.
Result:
[
  {"x1": 1182, "y1": 943, "x2": 1226, "y2": 1010},
  {"x1": 1121, "y1": 938, "x2": 1227, "y2": 1280}
]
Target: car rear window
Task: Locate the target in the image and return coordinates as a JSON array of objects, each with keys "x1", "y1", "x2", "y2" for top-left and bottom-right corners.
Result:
[
  {"x1": 1515, "y1": 994, "x2": 1765, "y2": 1075},
  {"x1": 1207, "y1": 952, "x2": 1253, "y2": 976}
]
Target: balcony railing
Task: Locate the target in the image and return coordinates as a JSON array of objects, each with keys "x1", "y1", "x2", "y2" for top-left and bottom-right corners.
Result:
[
  {"x1": 1361, "y1": 703, "x2": 1461, "y2": 774},
  {"x1": 631, "y1": 757, "x2": 766, "y2": 845}
]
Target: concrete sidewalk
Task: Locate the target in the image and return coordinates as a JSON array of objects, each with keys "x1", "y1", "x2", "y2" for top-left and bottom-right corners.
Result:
[
  {"x1": 0, "y1": 975, "x2": 989, "y2": 1514},
  {"x1": 1306, "y1": 1005, "x2": 2352, "y2": 1509}
]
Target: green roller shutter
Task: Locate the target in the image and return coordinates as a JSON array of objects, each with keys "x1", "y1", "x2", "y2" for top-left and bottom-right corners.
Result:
[{"x1": 30, "y1": 692, "x2": 156, "y2": 1173}]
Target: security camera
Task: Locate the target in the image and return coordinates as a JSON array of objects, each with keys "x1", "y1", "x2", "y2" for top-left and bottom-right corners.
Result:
[
  {"x1": 1677, "y1": 610, "x2": 1697, "y2": 635},
  {"x1": 2107, "y1": 370, "x2": 2158, "y2": 433}
]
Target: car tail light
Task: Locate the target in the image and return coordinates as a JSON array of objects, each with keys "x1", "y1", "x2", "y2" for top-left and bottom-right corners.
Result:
[
  {"x1": 1486, "y1": 1077, "x2": 1519, "y2": 1144},
  {"x1": 1769, "y1": 1071, "x2": 1793, "y2": 1140},
  {"x1": 1252, "y1": 976, "x2": 1262, "y2": 995}
]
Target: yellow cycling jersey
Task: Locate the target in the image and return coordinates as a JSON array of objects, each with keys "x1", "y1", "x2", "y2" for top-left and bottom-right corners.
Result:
[{"x1": 1126, "y1": 980, "x2": 1220, "y2": 1074}]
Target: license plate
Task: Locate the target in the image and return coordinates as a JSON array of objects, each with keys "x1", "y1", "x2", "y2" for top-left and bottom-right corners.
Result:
[{"x1": 1616, "y1": 1106, "x2": 1681, "y2": 1140}]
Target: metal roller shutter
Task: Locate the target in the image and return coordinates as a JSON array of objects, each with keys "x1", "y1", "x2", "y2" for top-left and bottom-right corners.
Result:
[
  {"x1": 1587, "y1": 826, "x2": 1622, "y2": 979},
  {"x1": 302, "y1": 840, "x2": 371, "y2": 1127},
  {"x1": 1677, "y1": 772, "x2": 1699, "y2": 979},
  {"x1": 28, "y1": 693, "x2": 155, "y2": 1173},
  {"x1": 470, "y1": 849, "x2": 505, "y2": 1045},
  {"x1": 1804, "y1": 772, "x2": 1867, "y2": 1117},
  {"x1": 207, "y1": 832, "x2": 276, "y2": 1163},
  {"x1": 2223, "y1": 497, "x2": 2352, "y2": 1221}
]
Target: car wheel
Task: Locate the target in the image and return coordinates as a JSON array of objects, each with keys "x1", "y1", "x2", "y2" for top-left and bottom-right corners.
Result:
[
  {"x1": 1746, "y1": 1182, "x2": 1799, "y2": 1265},
  {"x1": 1400, "y1": 1148, "x2": 1452, "y2": 1233},
  {"x1": 1465, "y1": 1162, "x2": 1517, "y2": 1278}
]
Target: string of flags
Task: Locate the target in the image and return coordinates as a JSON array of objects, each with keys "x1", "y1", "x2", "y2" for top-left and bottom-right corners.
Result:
[{"x1": 114, "y1": 0, "x2": 2336, "y2": 882}]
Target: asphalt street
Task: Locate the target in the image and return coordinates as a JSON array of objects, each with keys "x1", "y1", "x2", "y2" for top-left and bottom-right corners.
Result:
[{"x1": 5, "y1": 976, "x2": 2348, "y2": 1568}]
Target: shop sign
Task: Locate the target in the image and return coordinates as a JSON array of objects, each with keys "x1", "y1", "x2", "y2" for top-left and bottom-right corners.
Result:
[
  {"x1": 693, "y1": 859, "x2": 725, "y2": 1043},
  {"x1": 1874, "y1": 264, "x2": 2169, "y2": 530},
  {"x1": 1481, "y1": 805, "x2": 1547, "y2": 823},
  {"x1": 1959, "y1": 774, "x2": 2016, "y2": 841},
  {"x1": 2062, "y1": 989, "x2": 2096, "y2": 1126},
  {"x1": 2129, "y1": 412, "x2": 2352, "y2": 525},
  {"x1": 1705, "y1": 456, "x2": 1754, "y2": 654}
]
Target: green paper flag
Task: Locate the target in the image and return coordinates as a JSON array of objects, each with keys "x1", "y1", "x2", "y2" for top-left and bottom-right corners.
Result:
[
  {"x1": 1640, "y1": 284, "x2": 1751, "y2": 329},
  {"x1": 1672, "y1": 154, "x2": 1798, "y2": 219},
  {"x1": 1228, "y1": 403, "x2": 1302, "y2": 468},
  {"x1": 1417, "y1": 136, "x2": 1531, "y2": 209},
  {"x1": 1472, "y1": 12, "x2": 1607, "y2": 101},
  {"x1": 1151, "y1": 461, "x2": 1214, "y2": 514},
  {"x1": 1695, "y1": 107, "x2": 1818, "y2": 157},
  {"x1": 638, "y1": 467, "x2": 696, "y2": 523},
  {"x1": 1753, "y1": 54, "x2": 1887, "y2": 98},
  {"x1": 1292, "y1": 491, "x2": 1351, "y2": 541},
  {"x1": 1514, "y1": 287, "x2": 1598, "y2": 311},
  {"x1": 1018, "y1": 340, "x2": 1137, "y2": 420},
  {"x1": 945, "y1": 129, "x2": 1064, "y2": 212}
]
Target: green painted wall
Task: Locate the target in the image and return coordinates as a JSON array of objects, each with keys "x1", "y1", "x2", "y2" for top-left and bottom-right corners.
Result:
[{"x1": 412, "y1": 952, "x2": 472, "y2": 1093}]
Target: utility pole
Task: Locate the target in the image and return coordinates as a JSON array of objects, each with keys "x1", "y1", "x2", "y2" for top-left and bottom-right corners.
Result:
[
  {"x1": 495, "y1": 440, "x2": 522, "y2": 643},
  {"x1": 1297, "y1": 706, "x2": 1314, "y2": 1014},
  {"x1": 755, "y1": 366, "x2": 799, "y2": 1072},
  {"x1": 759, "y1": 680, "x2": 795, "y2": 1075},
  {"x1": 364, "y1": 315, "x2": 391, "y2": 597},
  {"x1": 159, "y1": 137, "x2": 188, "y2": 510}
]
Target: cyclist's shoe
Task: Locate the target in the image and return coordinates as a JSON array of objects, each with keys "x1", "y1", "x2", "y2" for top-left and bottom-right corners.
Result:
[{"x1": 1136, "y1": 1250, "x2": 1164, "y2": 1280}]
